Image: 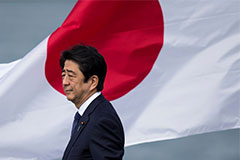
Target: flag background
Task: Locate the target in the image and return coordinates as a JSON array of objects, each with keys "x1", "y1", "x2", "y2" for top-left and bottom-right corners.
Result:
[{"x1": 0, "y1": 0, "x2": 239, "y2": 160}]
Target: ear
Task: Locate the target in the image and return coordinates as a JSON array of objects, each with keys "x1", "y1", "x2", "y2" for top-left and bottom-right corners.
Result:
[{"x1": 89, "y1": 75, "x2": 99, "y2": 91}]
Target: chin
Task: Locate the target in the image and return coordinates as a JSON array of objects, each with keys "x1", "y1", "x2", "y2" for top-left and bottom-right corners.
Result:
[{"x1": 66, "y1": 95, "x2": 74, "y2": 101}]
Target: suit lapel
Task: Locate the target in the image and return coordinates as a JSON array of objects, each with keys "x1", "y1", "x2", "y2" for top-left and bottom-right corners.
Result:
[{"x1": 63, "y1": 94, "x2": 105, "y2": 158}]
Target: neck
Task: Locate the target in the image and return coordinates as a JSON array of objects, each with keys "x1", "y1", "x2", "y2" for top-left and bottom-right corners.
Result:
[{"x1": 75, "y1": 90, "x2": 97, "y2": 109}]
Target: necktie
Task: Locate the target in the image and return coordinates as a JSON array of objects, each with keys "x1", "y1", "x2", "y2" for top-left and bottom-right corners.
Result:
[{"x1": 71, "y1": 112, "x2": 82, "y2": 136}]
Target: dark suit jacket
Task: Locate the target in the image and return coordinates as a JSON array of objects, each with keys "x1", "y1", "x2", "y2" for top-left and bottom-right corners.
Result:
[{"x1": 62, "y1": 94, "x2": 125, "y2": 160}]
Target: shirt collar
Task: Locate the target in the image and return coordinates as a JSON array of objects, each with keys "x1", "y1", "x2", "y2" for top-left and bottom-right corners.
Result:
[{"x1": 78, "y1": 91, "x2": 101, "y2": 116}]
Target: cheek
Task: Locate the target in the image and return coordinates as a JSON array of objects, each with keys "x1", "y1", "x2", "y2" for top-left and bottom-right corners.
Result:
[{"x1": 72, "y1": 83, "x2": 82, "y2": 92}]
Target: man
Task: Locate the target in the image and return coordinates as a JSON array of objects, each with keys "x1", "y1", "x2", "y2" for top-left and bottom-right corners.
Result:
[{"x1": 60, "y1": 44, "x2": 125, "y2": 160}]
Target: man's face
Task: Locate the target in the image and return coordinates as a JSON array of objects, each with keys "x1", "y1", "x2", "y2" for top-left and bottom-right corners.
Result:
[{"x1": 62, "y1": 60, "x2": 92, "y2": 107}]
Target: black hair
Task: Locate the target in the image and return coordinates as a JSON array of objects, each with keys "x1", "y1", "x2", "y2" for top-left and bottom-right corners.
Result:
[{"x1": 60, "y1": 44, "x2": 107, "y2": 91}]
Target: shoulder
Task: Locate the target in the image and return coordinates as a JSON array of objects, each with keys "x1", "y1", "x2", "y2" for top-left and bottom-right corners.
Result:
[
  {"x1": 90, "y1": 94, "x2": 124, "y2": 136},
  {"x1": 91, "y1": 94, "x2": 118, "y2": 116},
  {"x1": 87, "y1": 95, "x2": 125, "y2": 158}
]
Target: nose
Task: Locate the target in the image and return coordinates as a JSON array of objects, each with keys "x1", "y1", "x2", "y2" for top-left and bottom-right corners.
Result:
[{"x1": 62, "y1": 75, "x2": 70, "y2": 86}]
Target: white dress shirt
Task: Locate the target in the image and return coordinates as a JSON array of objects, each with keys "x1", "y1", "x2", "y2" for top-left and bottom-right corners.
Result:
[{"x1": 78, "y1": 92, "x2": 101, "y2": 116}]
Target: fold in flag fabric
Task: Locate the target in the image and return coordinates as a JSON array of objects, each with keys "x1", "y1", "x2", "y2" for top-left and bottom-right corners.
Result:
[{"x1": 0, "y1": 0, "x2": 239, "y2": 159}]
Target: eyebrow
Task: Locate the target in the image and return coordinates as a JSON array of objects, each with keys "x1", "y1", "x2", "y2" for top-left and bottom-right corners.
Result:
[{"x1": 62, "y1": 69, "x2": 77, "y2": 75}]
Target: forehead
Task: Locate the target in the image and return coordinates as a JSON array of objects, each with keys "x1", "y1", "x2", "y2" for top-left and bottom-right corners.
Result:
[{"x1": 63, "y1": 60, "x2": 80, "y2": 72}]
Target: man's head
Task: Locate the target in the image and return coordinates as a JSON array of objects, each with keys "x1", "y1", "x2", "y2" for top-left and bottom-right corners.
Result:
[{"x1": 60, "y1": 44, "x2": 107, "y2": 107}]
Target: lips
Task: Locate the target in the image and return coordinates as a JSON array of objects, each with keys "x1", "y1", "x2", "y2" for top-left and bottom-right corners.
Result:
[{"x1": 64, "y1": 89, "x2": 73, "y2": 94}]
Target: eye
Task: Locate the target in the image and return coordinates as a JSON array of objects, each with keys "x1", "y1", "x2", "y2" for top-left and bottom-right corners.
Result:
[
  {"x1": 68, "y1": 74, "x2": 74, "y2": 78},
  {"x1": 68, "y1": 74, "x2": 76, "y2": 81}
]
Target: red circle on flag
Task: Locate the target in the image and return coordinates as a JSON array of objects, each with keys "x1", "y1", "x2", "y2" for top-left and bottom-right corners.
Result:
[{"x1": 45, "y1": 0, "x2": 164, "y2": 101}]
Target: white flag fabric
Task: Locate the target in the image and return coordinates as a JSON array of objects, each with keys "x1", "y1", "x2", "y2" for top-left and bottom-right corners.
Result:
[{"x1": 0, "y1": 0, "x2": 239, "y2": 159}]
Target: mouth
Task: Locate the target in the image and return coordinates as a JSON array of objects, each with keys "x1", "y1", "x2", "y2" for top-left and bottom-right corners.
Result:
[{"x1": 64, "y1": 89, "x2": 73, "y2": 94}]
